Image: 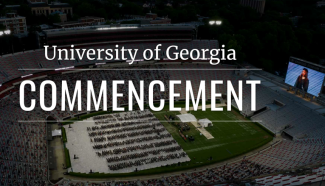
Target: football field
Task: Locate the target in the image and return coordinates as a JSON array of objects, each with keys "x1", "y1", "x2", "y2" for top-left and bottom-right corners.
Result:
[
  {"x1": 153, "y1": 107, "x2": 273, "y2": 166},
  {"x1": 67, "y1": 104, "x2": 274, "y2": 177}
]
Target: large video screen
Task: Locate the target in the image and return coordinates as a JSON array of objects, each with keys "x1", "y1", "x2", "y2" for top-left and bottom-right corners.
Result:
[{"x1": 285, "y1": 62, "x2": 325, "y2": 96}]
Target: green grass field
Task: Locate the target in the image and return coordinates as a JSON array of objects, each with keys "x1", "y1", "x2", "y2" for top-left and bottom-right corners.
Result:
[
  {"x1": 68, "y1": 103, "x2": 273, "y2": 178},
  {"x1": 154, "y1": 107, "x2": 273, "y2": 166}
]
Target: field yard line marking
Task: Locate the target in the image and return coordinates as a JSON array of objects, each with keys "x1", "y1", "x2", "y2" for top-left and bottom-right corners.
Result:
[{"x1": 187, "y1": 143, "x2": 227, "y2": 152}]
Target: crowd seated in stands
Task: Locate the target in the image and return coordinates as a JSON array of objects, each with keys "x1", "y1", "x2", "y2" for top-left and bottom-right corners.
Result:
[{"x1": 0, "y1": 62, "x2": 325, "y2": 185}]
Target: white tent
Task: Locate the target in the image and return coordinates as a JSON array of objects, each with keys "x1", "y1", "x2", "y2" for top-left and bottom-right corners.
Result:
[
  {"x1": 198, "y1": 118, "x2": 212, "y2": 127},
  {"x1": 52, "y1": 129, "x2": 62, "y2": 137},
  {"x1": 176, "y1": 114, "x2": 197, "y2": 123}
]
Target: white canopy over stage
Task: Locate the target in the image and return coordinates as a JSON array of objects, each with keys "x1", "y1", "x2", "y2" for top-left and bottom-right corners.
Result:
[
  {"x1": 198, "y1": 118, "x2": 213, "y2": 127},
  {"x1": 176, "y1": 114, "x2": 197, "y2": 123},
  {"x1": 52, "y1": 129, "x2": 62, "y2": 137}
]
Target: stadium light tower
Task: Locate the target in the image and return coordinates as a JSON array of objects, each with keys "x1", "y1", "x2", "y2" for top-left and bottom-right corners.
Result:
[
  {"x1": 0, "y1": 30, "x2": 11, "y2": 36},
  {"x1": 209, "y1": 20, "x2": 222, "y2": 25},
  {"x1": 0, "y1": 30, "x2": 13, "y2": 55},
  {"x1": 196, "y1": 20, "x2": 222, "y2": 39},
  {"x1": 207, "y1": 20, "x2": 222, "y2": 40},
  {"x1": 4, "y1": 30, "x2": 11, "y2": 35}
]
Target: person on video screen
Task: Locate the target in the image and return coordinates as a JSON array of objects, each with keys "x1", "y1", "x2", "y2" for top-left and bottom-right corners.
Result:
[{"x1": 294, "y1": 68, "x2": 309, "y2": 92}]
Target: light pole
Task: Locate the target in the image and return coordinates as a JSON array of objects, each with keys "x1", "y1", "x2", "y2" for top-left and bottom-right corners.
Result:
[
  {"x1": 196, "y1": 20, "x2": 222, "y2": 39},
  {"x1": 0, "y1": 30, "x2": 12, "y2": 55},
  {"x1": 209, "y1": 20, "x2": 222, "y2": 26},
  {"x1": 0, "y1": 30, "x2": 11, "y2": 36},
  {"x1": 208, "y1": 20, "x2": 222, "y2": 39}
]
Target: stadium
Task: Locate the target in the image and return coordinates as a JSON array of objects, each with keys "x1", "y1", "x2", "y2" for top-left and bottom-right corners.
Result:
[{"x1": 0, "y1": 24, "x2": 325, "y2": 186}]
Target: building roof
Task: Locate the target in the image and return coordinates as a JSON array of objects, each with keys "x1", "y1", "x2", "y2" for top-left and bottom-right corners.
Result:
[
  {"x1": 44, "y1": 24, "x2": 194, "y2": 37},
  {"x1": 50, "y1": 11, "x2": 64, "y2": 15},
  {"x1": 0, "y1": 15, "x2": 25, "y2": 20},
  {"x1": 5, "y1": 5, "x2": 21, "y2": 9},
  {"x1": 49, "y1": 3, "x2": 71, "y2": 8},
  {"x1": 80, "y1": 16, "x2": 104, "y2": 20},
  {"x1": 53, "y1": 21, "x2": 80, "y2": 26},
  {"x1": 29, "y1": 2, "x2": 49, "y2": 7},
  {"x1": 29, "y1": 2, "x2": 71, "y2": 8}
]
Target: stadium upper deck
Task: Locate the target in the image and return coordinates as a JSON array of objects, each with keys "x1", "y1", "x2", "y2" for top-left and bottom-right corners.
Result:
[{"x1": 43, "y1": 25, "x2": 195, "y2": 46}]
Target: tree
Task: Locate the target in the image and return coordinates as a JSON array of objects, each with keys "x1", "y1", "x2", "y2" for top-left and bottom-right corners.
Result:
[
  {"x1": 260, "y1": 58, "x2": 274, "y2": 72},
  {"x1": 18, "y1": 4, "x2": 32, "y2": 18},
  {"x1": 0, "y1": 24, "x2": 6, "y2": 30},
  {"x1": 48, "y1": 14, "x2": 61, "y2": 24},
  {"x1": 227, "y1": 38, "x2": 245, "y2": 63}
]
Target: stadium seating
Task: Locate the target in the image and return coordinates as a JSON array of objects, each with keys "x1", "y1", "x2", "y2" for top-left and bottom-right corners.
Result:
[
  {"x1": 256, "y1": 166, "x2": 325, "y2": 186},
  {"x1": 52, "y1": 146, "x2": 324, "y2": 186},
  {"x1": 231, "y1": 78, "x2": 325, "y2": 139},
  {"x1": 54, "y1": 159, "x2": 278, "y2": 186},
  {"x1": 246, "y1": 140, "x2": 325, "y2": 170},
  {"x1": 1, "y1": 41, "x2": 325, "y2": 185}
]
